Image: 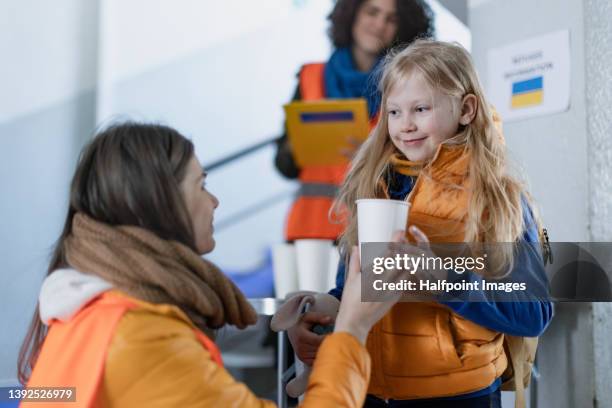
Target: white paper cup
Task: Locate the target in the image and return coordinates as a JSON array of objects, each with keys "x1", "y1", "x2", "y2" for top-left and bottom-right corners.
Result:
[
  {"x1": 356, "y1": 199, "x2": 410, "y2": 250},
  {"x1": 327, "y1": 246, "x2": 341, "y2": 291},
  {"x1": 295, "y1": 239, "x2": 333, "y2": 292},
  {"x1": 271, "y1": 243, "x2": 299, "y2": 299}
]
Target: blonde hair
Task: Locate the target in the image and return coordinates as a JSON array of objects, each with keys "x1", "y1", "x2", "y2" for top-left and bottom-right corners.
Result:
[{"x1": 333, "y1": 39, "x2": 535, "y2": 276}]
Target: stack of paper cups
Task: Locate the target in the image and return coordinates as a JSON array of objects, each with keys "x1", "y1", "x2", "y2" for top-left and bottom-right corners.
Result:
[
  {"x1": 295, "y1": 239, "x2": 333, "y2": 292},
  {"x1": 271, "y1": 243, "x2": 299, "y2": 299},
  {"x1": 356, "y1": 199, "x2": 410, "y2": 257}
]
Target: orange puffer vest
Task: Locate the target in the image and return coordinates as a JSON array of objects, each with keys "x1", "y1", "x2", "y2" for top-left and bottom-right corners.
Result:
[
  {"x1": 285, "y1": 63, "x2": 379, "y2": 241},
  {"x1": 366, "y1": 144, "x2": 507, "y2": 400},
  {"x1": 23, "y1": 291, "x2": 221, "y2": 408}
]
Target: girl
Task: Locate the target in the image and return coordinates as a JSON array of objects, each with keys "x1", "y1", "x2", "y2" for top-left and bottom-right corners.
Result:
[
  {"x1": 293, "y1": 40, "x2": 554, "y2": 407},
  {"x1": 18, "y1": 122, "x2": 408, "y2": 407}
]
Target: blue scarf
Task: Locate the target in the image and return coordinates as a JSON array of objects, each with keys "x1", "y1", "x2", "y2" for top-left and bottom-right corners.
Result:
[{"x1": 324, "y1": 47, "x2": 382, "y2": 118}]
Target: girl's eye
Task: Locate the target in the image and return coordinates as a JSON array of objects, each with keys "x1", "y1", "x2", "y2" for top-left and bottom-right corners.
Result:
[
  {"x1": 388, "y1": 109, "x2": 399, "y2": 117},
  {"x1": 415, "y1": 106, "x2": 429, "y2": 113}
]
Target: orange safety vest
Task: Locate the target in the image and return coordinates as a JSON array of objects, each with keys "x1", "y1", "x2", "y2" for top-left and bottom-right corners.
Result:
[
  {"x1": 23, "y1": 291, "x2": 222, "y2": 408},
  {"x1": 285, "y1": 63, "x2": 379, "y2": 241}
]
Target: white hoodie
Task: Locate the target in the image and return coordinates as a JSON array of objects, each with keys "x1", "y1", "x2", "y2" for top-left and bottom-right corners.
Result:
[{"x1": 38, "y1": 268, "x2": 113, "y2": 325}]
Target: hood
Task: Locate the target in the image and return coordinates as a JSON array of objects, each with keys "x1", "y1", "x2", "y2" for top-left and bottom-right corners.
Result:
[{"x1": 39, "y1": 268, "x2": 113, "y2": 324}]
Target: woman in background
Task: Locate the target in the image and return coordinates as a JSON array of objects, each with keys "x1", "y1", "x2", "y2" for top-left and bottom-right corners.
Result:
[{"x1": 275, "y1": 0, "x2": 434, "y2": 242}]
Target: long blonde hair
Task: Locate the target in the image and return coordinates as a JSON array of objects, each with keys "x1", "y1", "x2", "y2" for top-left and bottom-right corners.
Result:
[{"x1": 333, "y1": 40, "x2": 533, "y2": 276}]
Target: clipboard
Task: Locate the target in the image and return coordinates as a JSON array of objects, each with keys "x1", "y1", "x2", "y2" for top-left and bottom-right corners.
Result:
[{"x1": 284, "y1": 98, "x2": 370, "y2": 167}]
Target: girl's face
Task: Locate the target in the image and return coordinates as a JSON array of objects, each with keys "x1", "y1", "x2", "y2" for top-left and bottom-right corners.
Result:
[
  {"x1": 352, "y1": 0, "x2": 398, "y2": 56},
  {"x1": 180, "y1": 155, "x2": 219, "y2": 254},
  {"x1": 386, "y1": 72, "x2": 462, "y2": 162}
]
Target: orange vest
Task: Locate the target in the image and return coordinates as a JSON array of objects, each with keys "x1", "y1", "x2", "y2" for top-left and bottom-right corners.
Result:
[
  {"x1": 285, "y1": 63, "x2": 379, "y2": 241},
  {"x1": 23, "y1": 291, "x2": 221, "y2": 408},
  {"x1": 366, "y1": 145, "x2": 507, "y2": 400}
]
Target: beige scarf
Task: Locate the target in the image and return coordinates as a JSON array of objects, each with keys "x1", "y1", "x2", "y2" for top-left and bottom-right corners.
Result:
[{"x1": 64, "y1": 213, "x2": 257, "y2": 332}]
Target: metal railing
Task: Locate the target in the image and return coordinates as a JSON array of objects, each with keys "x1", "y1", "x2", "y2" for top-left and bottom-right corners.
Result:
[
  {"x1": 203, "y1": 135, "x2": 296, "y2": 233},
  {"x1": 204, "y1": 136, "x2": 280, "y2": 172}
]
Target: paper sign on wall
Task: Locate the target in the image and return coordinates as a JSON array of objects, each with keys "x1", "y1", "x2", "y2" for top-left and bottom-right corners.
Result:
[{"x1": 487, "y1": 29, "x2": 571, "y2": 122}]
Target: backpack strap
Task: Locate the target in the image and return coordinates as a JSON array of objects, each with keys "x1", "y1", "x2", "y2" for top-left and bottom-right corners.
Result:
[
  {"x1": 503, "y1": 335, "x2": 539, "y2": 408},
  {"x1": 508, "y1": 335, "x2": 526, "y2": 408},
  {"x1": 540, "y1": 228, "x2": 553, "y2": 265}
]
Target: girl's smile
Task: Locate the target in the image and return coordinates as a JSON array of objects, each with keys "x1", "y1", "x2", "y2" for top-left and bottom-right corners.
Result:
[{"x1": 400, "y1": 136, "x2": 428, "y2": 146}]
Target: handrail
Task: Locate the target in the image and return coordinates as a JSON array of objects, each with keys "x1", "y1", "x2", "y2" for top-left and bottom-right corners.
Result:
[
  {"x1": 204, "y1": 135, "x2": 280, "y2": 172},
  {"x1": 214, "y1": 189, "x2": 296, "y2": 232},
  {"x1": 202, "y1": 135, "x2": 292, "y2": 232}
]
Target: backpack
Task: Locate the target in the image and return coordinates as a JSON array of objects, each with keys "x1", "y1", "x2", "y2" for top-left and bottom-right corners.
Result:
[{"x1": 501, "y1": 228, "x2": 552, "y2": 408}]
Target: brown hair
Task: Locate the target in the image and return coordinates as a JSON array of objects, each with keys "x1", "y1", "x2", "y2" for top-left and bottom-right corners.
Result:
[
  {"x1": 328, "y1": 0, "x2": 434, "y2": 50},
  {"x1": 18, "y1": 122, "x2": 196, "y2": 384}
]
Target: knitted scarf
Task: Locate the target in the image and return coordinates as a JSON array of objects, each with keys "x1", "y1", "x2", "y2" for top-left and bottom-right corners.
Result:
[
  {"x1": 63, "y1": 213, "x2": 257, "y2": 332},
  {"x1": 324, "y1": 47, "x2": 382, "y2": 118},
  {"x1": 390, "y1": 152, "x2": 423, "y2": 176}
]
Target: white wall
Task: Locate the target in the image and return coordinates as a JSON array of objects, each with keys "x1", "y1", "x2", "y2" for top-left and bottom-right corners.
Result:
[
  {"x1": 471, "y1": 0, "x2": 589, "y2": 242},
  {"x1": 0, "y1": 0, "x2": 99, "y2": 123},
  {"x1": 0, "y1": 0, "x2": 100, "y2": 385},
  {"x1": 95, "y1": 0, "x2": 334, "y2": 270}
]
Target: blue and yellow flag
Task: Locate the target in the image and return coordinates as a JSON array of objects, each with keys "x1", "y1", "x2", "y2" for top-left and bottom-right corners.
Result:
[{"x1": 511, "y1": 76, "x2": 543, "y2": 109}]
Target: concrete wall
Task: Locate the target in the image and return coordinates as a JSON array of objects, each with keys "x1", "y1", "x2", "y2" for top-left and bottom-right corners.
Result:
[{"x1": 585, "y1": 0, "x2": 612, "y2": 406}]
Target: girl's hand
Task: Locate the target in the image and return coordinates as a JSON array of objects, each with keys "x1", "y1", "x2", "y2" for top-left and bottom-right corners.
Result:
[
  {"x1": 287, "y1": 312, "x2": 333, "y2": 365},
  {"x1": 334, "y1": 231, "x2": 407, "y2": 344},
  {"x1": 401, "y1": 225, "x2": 446, "y2": 297}
]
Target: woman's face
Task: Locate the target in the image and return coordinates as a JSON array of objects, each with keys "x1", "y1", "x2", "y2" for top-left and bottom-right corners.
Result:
[
  {"x1": 352, "y1": 0, "x2": 398, "y2": 56},
  {"x1": 180, "y1": 155, "x2": 219, "y2": 254}
]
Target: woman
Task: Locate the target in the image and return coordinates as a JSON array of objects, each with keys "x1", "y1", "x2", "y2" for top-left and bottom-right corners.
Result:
[
  {"x1": 275, "y1": 0, "x2": 434, "y2": 242},
  {"x1": 18, "y1": 122, "x2": 407, "y2": 407}
]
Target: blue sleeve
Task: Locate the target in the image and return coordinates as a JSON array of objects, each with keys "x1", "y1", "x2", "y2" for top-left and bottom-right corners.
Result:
[
  {"x1": 328, "y1": 257, "x2": 346, "y2": 301},
  {"x1": 440, "y1": 200, "x2": 554, "y2": 337}
]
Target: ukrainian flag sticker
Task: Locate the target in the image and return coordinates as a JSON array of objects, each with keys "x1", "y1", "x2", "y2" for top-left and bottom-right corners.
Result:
[{"x1": 511, "y1": 76, "x2": 543, "y2": 109}]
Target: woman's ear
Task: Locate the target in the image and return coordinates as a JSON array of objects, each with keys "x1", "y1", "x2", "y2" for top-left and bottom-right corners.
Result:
[{"x1": 459, "y1": 94, "x2": 478, "y2": 125}]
